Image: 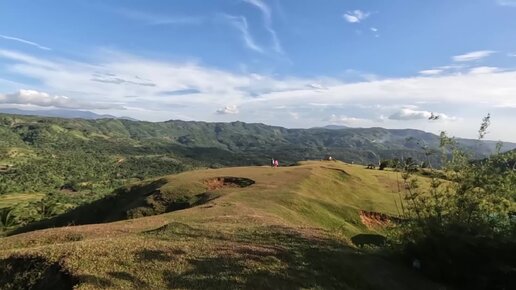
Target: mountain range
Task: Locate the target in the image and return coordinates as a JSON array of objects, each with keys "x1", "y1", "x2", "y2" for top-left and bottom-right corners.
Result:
[
  {"x1": 0, "y1": 108, "x2": 137, "y2": 121},
  {"x1": 1, "y1": 113, "x2": 514, "y2": 167}
]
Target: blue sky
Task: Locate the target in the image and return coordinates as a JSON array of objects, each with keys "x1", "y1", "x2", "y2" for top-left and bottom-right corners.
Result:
[{"x1": 1, "y1": 0, "x2": 516, "y2": 142}]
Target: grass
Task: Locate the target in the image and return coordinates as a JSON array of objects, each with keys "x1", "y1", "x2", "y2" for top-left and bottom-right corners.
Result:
[
  {"x1": 0, "y1": 161, "x2": 442, "y2": 289},
  {"x1": 0, "y1": 192, "x2": 44, "y2": 209}
]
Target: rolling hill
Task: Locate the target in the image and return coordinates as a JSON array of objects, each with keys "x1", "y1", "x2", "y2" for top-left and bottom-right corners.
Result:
[{"x1": 0, "y1": 161, "x2": 442, "y2": 289}]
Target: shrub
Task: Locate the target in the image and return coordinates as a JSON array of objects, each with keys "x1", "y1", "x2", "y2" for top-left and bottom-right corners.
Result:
[{"x1": 391, "y1": 115, "x2": 516, "y2": 289}]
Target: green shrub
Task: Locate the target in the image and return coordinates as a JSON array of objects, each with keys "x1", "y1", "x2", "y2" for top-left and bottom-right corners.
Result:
[{"x1": 391, "y1": 115, "x2": 516, "y2": 289}]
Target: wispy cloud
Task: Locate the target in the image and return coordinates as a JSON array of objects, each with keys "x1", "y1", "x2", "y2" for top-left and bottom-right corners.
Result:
[
  {"x1": 225, "y1": 15, "x2": 264, "y2": 53},
  {"x1": 497, "y1": 0, "x2": 516, "y2": 7},
  {"x1": 306, "y1": 83, "x2": 327, "y2": 90},
  {"x1": 244, "y1": 0, "x2": 283, "y2": 54},
  {"x1": 419, "y1": 69, "x2": 444, "y2": 76},
  {"x1": 343, "y1": 10, "x2": 370, "y2": 23},
  {"x1": 0, "y1": 34, "x2": 51, "y2": 50},
  {"x1": 91, "y1": 72, "x2": 156, "y2": 87},
  {"x1": 0, "y1": 50, "x2": 55, "y2": 68},
  {"x1": 452, "y1": 50, "x2": 495, "y2": 62},
  {"x1": 469, "y1": 66, "x2": 500, "y2": 74},
  {"x1": 117, "y1": 9, "x2": 203, "y2": 25},
  {"x1": 244, "y1": 0, "x2": 271, "y2": 22},
  {"x1": 370, "y1": 27, "x2": 380, "y2": 37}
]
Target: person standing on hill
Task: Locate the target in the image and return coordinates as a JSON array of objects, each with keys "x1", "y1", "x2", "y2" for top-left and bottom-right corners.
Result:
[
  {"x1": 271, "y1": 158, "x2": 275, "y2": 167},
  {"x1": 274, "y1": 159, "x2": 279, "y2": 168}
]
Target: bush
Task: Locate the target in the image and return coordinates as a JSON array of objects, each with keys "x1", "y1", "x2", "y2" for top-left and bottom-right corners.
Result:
[{"x1": 391, "y1": 115, "x2": 516, "y2": 289}]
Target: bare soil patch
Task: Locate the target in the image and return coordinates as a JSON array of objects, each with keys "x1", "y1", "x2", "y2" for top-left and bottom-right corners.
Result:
[
  {"x1": 204, "y1": 177, "x2": 255, "y2": 190},
  {"x1": 359, "y1": 210, "x2": 396, "y2": 229}
]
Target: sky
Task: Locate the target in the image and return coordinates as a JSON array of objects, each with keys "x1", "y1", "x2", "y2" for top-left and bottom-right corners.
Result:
[{"x1": 1, "y1": 0, "x2": 516, "y2": 142}]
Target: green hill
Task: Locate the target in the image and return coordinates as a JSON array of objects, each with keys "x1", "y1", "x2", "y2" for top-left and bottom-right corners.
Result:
[
  {"x1": 2, "y1": 113, "x2": 513, "y2": 165},
  {"x1": 1, "y1": 113, "x2": 513, "y2": 196},
  {"x1": 0, "y1": 161, "x2": 442, "y2": 289},
  {"x1": 2, "y1": 113, "x2": 513, "y2": 235}
]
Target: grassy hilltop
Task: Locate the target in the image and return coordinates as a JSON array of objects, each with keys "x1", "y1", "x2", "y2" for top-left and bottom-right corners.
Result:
[
  {"x1": 0, "y1": 161, "x2": 441, "y2": 289},
  {"x1": 4, "y1": 113, "x2": 513, "y2": 233}
]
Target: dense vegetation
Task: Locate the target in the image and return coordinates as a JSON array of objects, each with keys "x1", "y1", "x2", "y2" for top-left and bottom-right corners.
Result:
[
  {"x1": 392, "y1": 117, "x2": 516, "y2": 289},
  {"x1": 1, "y1": 113, "x2": 514, "y2": 232}
]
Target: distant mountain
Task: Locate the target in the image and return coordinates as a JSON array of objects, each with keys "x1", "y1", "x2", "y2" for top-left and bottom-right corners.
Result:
[
  {"x1": 1, "y1": 114, "x2": 515, "y2": 166},
  {"x1": 0, "y1": 108, "x2": 137, "y2": 121},
  {"x1": 316, "y1": 125, "x2": 349, "y2": 130},
  {"x1": 117, "y1": 116, "x2": 139, "y2": 121}
]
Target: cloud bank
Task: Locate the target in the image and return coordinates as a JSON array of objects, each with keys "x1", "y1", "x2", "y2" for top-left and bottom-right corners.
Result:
[
  {"x1": 388, "y1": 108, "x2": 456, "y2": 121},
  {"x1": 0, "y1": 48, "x2": 515, "y2": 141},
  {"x1": 0, "y1": 89, "x2": 122, "y2": 109}
]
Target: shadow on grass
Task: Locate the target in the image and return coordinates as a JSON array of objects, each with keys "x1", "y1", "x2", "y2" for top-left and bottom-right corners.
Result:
[
  {"x1": 351, "y1": 234, "x2": 387, "y2": 247},
  {"x1": 108, "y1": 271, "x2": 149, "y2": 289},
  {"x1": 0, "y1": 255, "x2": 77, "y2": 290},
  {"x1": 10, "y1": 179, "x2": 169, "y2": 235},
  {"x1": 74, "y1": 274, "x2": 113, "y2": 288},
  {"x1": 141, "y1": 223, "x2": 440, "y2": 290}
]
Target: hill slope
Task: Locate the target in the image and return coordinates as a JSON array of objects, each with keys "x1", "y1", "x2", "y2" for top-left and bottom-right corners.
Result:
[{"x1": 0, "y1": 161, "x2": 442, "y2": 289}]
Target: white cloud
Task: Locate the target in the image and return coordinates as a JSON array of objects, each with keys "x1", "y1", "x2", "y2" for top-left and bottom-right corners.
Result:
[
  {"x1": 469, "y1": 66, "x2": 500, "y2": 74},
  {"x1": 0, "y1": 49, "x2": 253, "y2": 110},
  {"x1": 225, "y1": 15, "x2": 264, "y2": 53},
  {"x1": 0, "y1": 34, "x2": 51, "y2": 50},
  {"x1": 343, "y1": 10, "x2": 370, "y2": 23},
  {"x1": 216, "y1": 105, "x2": 239, "y2": 114},
  {"x1": 3, "y1": 49, "x2": 516, "y2": 112},
  {"x1": 370, "y1": 27, "x2": 378, "y2": 32},
  {"x1": 0, "y1": 89, "x2": 121, "y2": 109},
  {"x1": 419, "y1": 69, "x2": 444, "y2": 76},
  {"x1": 452, "y1": 50, "x2": 495, "y2": 62},
  {"x1": 1, "y1": 49, "x2": 516, "y2": 141},
  {"x1": 388, "y1": 108, "x2": 456, "y2": 121}
]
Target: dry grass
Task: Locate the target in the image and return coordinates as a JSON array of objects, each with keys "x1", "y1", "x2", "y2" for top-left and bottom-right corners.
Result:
[{"x1": 0, "y1": 192, "x2": 45, "y2": 209}]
